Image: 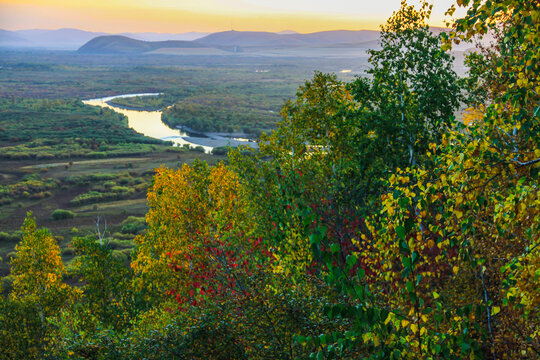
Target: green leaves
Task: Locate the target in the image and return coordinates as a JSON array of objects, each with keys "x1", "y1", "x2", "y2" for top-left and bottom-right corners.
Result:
[
  {"x1": 396, "y1": 225, "x2": 406, "y2": 241},
  {"x1": 346, "y1": 254, "x2": 357, "y2": 268}
]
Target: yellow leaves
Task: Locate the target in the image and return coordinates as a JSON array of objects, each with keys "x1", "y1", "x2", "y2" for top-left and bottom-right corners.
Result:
[
  {"x1": 492, "y1": 306, "x2": 501, "y2": 316},
  {"x1": 133, "y1": 161, "x2": 257, "y2": 300},
  {"x1": 401, "y1": 319, "x2": 410, "y2": 328},
  {"x1": 453, "y1": 266, "x2": 459, "y2": 274},
  {"x1": 440, "y1": 173, "x2": 447, "y2": 183},
  {"x1": 516, "y1": 77, "x2": 528, "y2": 87},
  {"x1": 410, "y1": 323, "x2": 418, "y2": 334},
  {"x1": 362, "y1": 332, "x2": 380, "y2": 347},
  {"x1": 11, "y1": 213, "x2": 67, "y2": 297},
  {"x1": 442, "y1": 135, "x2": 449, "y2": 147},
  {"x1": 399, "y1": 176, "x2": 410, "y2": 185}
]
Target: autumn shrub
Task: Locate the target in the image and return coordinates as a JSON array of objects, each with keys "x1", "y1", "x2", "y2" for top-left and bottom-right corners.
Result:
[
  {"x1": 108, "y1": 238, "x2": 134, "y2": 250},
  {"x1": 51, "y1": 209, "x2": 76, "y2": 220},
  {"x1": 120, "y1": 216, "x2": 146, "y2": 235}
]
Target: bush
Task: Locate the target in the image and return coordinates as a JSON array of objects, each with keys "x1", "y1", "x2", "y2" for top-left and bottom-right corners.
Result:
[
  {"x1": 51, "y1": 209, "x2": 76, "y2": 220},
  {"x1": 108, "y1": 238, "x2": 135, "y2": 250},
  {"x1": 111, "y1": 250, "x2": 128, "y2": 263},
  {"x1": 103, "y1": 181, "x2": 116, "y2": 188},
  {"x1": 121, "y1": 248, "x2": 132, "y2": 259},
  {"x1": 120, "y1": 216, "x2": 147, "y2": 235},
  {"x1": 0, "y1": 231, "x2": 21, "y2": 242},
  {"x1": 87, "y1": 152, "x2": 107, "y2": 159},
  {"x1": 112, "y1": 232, "x2": 134, "y2": 240},
  {"x1": 166, "y1": 147, "x2": 188, "y2": 153},
  {"x1": 211, "y1": 146, "x2": 229, "y2": 156}
]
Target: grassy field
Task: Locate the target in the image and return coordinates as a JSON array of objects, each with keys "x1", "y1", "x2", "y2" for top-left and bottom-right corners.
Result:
[{"x1": 0, "y1": 148, "x2": 223, "y2": 275}]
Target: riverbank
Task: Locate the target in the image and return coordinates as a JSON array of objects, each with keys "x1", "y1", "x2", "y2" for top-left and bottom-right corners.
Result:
[
  {"x1": 175, "y1": 125, "x2": 259, "y2": 149},
  {"x1": 182, "y1": 135, "x2": 258, "y2": 149}
]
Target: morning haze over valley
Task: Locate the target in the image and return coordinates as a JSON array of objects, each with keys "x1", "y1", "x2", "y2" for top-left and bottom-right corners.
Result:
[{"x1": 0, "y1": 0, "x2": 537, "y2": 359}]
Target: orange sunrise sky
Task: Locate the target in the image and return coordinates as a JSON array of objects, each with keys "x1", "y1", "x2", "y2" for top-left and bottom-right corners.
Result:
[{"x1": 0, "y1": 0, "x2": 461, "y2": 33}]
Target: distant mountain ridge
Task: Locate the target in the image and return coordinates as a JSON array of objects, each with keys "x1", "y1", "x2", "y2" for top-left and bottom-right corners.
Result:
[
  {"x1": 0, "y1": 28, "x2": 209, "y2": 50},
  {"x1": 2, "y1": 27, "x2": 469, "y2": 56},
  {"x1": 78, "y1": 30, "x2": 389, "y2": 55},
  {"x1": 194, "y1": 30, "x2": 381, "y2": 47}
]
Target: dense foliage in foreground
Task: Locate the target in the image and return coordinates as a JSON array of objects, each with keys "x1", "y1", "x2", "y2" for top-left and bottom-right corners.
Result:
[{"x1": 0, "y1": 1, "x2": 538, "y2": 359}]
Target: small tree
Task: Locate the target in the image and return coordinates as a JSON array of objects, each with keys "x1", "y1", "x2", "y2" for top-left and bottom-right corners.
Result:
[
  {"x1": 10, "y1": 213, "x2": 76, "y2": 322},
  {"x1": 6, "y1": 213, "x2": 78, "y2": 358}
]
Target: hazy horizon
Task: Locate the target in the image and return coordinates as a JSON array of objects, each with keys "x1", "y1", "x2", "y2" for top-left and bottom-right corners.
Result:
[{"x1": 1, "y1": 0, "x2": 463, "y2": 34}]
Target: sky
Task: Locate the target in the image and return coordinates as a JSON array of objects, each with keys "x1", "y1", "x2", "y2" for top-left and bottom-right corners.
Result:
[{"x1": 0, "y1": 0, "x2": 462, "y2": 33}]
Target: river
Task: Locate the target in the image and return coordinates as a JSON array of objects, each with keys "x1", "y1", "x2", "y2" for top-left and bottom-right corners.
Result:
[{"x1": 82, "y1": 93, "x2": 214, "y2": 152}]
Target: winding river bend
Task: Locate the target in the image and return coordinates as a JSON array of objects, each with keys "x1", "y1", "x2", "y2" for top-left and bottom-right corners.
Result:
[{"x1": 82, "y1": 93, "x2": 214, "y2": 152}]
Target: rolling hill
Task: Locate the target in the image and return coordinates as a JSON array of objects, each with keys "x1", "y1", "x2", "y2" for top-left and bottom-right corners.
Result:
[{"x1": 77, "y1": 35, "x2": 217, "y2": 54}]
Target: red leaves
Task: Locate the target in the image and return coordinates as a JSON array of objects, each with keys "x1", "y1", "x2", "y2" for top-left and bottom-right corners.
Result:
[{"x1": 166, "y1": 230, "x2": 270, "y2": 309}]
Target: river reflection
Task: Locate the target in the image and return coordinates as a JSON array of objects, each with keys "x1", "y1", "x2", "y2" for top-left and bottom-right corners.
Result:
[{"x1": 82, "y1": 94, "x2": 213, "y2": 153}]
